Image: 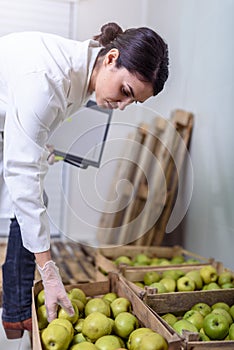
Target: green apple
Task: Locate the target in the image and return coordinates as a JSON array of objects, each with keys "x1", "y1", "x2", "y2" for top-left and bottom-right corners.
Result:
[
  {"x1": 162, "y1": 269, "x2": 184, "y2": 281},
  {"x1": 49, "y1": 318, "x2": 74, "y2": 341},
  {"x1": 191, "y1": 302, "x2": 211, "y2": 317},
  {"x1": 85, "y1": 297, "x2": 111, "y2": 317},
  {"x1": 173, "y1": 319, "x2": 198, "y2": 335},
  {"x1": 58, "y1": 301, "x2": 79, "y2": 324},
  {"x1": 203, "y1": 313, "x2": 229, "y2": 340},
  {"x1": 127, "y1": 327, "x2": 153, "y2": 350},
  {"x1": 200, "y1": 265, "x2": 218, "y2": 284},
  {"x1": 159, "y1": 277, "x2": 176, "y2": 292},
  {"x1": 133, "y1": 253, "x2": 151, "y2": 265},
  {"x1": 185, "y1": 270, "x2": 203, "y2": 290},
  {"x1": 218, "y1": 271, "x2": 234, "y2": 286},
  {"x1": 114, "y1": 255, "x2": 133, "y2": 266},
  {"x1": 41, "y1": 324, "x2": 71, "y2": 350},
  {"x1": 150, "y1": 257, "x2": 160, "y2": 265},
  {"x1": 229, "y1": 305, "x2": 234, "y2": 320},
  {"x1": 70, "y1": 332, "x2": 87, "y2": 346},
  {"x1": 211, "y1": 302, "x2": 230, "y2": 312},
  {"x1": 143, "y1": 271, "x2": 161, "y2": 285},
  {"x1": 177, "y1": 276, "x2": 195, "y2": 291},
  {"x1": 68, "y1": 294, "x2": 85, "y2": 314},
  {"x1": 206, "y1": 282, "x2": 221, "y2": 290},
  {"x1": 149, "y1": 282, "x2": 168, "y2": 293},
  {"x1": 110, "y1": 297, "x2": 131, "y2": 318},
  {"x1": 221, "y1": 283, "x2": 234, "y2": 289},
  {"x1": 73, "y1": 318, "x2": 84, "y2": 333},
  {"x1": 102, "y1": 292, "x2": 118, "y2": 304},
  {"x1": 211, "y1": 308, "x2": 233, "y2": 325},
  {"x1": 108, "y1": 317, "x2": 115, "y2": 332},
  {"x1": 37, "y1": 289, "x2": 45, "y2": 307},
  {"x1": 199, "y1": 333, "x2": 210, "y2": 341},
  {"x1": 82, "y1": 312, "x2": 112, "y2": 342},
  {"x1": 138, "y1": 331, "x2": 168, "y2": 350},
  {"x1": 95, "y1": 335, "x2": 124, "y2": 349},
  {"x1": 158, "y1": 259, "x2": 171, "y2": 266},
  {"x1": 183, "y1": 310, "x2": 204, "y2": 330},
  {"x1": 134, "y1": 282, "x2": 144, "y2": 288},
  {"x1": 37, "y1": 304, "x2": 49, "y2": 330},
  {"x1": 199, "y1": 328, "x2": 210, "y2": 341},
  {"x1": 68, "y1": 288, "x2": 87, "y2": 305},
  {"x1": 70, "y1": 342, "x2": 98, "y2": 349},
  {"x1": 229, "y1": 323, "x2": 234, "y2": 340},
  {"x1": 161, "y1": 313, "x2": 178, "y2": 327},
  {"x1": 170, "y1": 255, "x2": 185, "y2": 264},
  {"x1": 113, "y1": 311, "x2": 139, "y2": 338}
]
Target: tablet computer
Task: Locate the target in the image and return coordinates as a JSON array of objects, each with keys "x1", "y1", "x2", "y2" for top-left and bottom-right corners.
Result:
[{"x1": 48, "y1": 100, "x2": 113, "y2": 169}]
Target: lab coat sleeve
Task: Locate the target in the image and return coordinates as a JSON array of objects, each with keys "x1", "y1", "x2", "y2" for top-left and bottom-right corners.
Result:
[{"x1": 3, "y1": 72, "x2": 67, "y2": 253}]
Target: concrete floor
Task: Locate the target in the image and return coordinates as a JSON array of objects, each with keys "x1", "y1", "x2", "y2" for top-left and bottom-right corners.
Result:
[{"x1": 0, "y1": 309, "x2": 31, "y2": 350}]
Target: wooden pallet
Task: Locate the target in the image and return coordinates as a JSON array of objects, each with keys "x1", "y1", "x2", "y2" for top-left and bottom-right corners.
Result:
[
  {"x1": 50, "y1": 240, "x2": 96, "y2": 284},
  {"x1": 97, "y1": 109, "x2": 194, "y2": 246}
]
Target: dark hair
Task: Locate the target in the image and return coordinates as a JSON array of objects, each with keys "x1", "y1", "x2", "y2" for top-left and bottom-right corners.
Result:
[{"x1": 93, "y1": 22, "x2": 169, "y2": 96}]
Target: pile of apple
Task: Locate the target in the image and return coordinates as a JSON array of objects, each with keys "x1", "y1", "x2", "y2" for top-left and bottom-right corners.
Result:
[
  {"x1": 114, "y1": 253, "x2": 201, "y2": 267},
  {"x1": 161, "y1": 301, "x2": 234, "y2": 341},
  {"x1": 133, "y1": 265, "x2": 234, "y2": 292},
  {"x1": 36, "y1": 286, "x2": 169, "y2": 350}
]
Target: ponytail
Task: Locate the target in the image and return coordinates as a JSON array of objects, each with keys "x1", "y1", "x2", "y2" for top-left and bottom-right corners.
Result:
[{"x1": 93, "y1": 22, "x2": 123, "y2": 46}]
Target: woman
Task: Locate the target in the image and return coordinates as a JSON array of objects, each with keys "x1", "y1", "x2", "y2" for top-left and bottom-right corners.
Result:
[{"x1": 0, "y1": 22, "x2": 169, "y2": 339}]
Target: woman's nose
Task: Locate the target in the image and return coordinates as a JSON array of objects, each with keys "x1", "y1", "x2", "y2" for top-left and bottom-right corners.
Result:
[{"x1": 118, "y1": 99, "x2": 132, "y2": 111}]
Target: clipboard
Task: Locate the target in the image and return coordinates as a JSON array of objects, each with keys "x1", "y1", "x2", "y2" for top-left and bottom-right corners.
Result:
[{"x1": 48, "y1": 100, "x2": 113, "y2": 169}]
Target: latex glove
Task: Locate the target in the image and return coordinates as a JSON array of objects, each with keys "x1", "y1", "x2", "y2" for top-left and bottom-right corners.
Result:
[
  {"x1": 46, "y1": 144, "x2": 64, "y2": 165},
  {"x1": 46, "y1": 144, "x2": 56, "y2": 165},
  {"x1": 37, "y1": 260, "x2": 74, "y2": 322}
]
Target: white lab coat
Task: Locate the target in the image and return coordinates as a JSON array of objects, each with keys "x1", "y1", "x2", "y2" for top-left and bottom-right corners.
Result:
[{"x1": 0, "y1": 32, "x2": 101, "y2": 252}]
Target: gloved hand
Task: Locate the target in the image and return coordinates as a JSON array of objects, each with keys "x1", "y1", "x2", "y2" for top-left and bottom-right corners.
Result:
[
  {"x1": 37, "y1": 260, "x2": 74, "y2": 322},
  {"x1": 46, "y1": 144, "x2": 56, "y2": 165}
]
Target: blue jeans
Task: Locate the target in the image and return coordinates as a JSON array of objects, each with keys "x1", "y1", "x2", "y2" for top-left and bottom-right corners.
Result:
[{"x1": 2, "y1": 218, "x2": 35, "y2": 322}]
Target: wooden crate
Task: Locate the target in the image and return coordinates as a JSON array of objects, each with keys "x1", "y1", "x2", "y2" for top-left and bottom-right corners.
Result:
[
  {"x1": 120, "y1": 264, "x2": 234, "y2": 349},
  {"x1": 120, "y1": 262, "x2": 234, "y2": 314},
  {"x1": 32, "y1": 272, "x2": 181, "y2": 350},
  {"x1": 97, "y1": 109, "x2": 194, "y2": 247},
  {"x1": 94, "y1": 244, "x2": 215, "y2": 281},
  {"x1": 149, "y1": 289, "x2": 234, "y2": 350}
]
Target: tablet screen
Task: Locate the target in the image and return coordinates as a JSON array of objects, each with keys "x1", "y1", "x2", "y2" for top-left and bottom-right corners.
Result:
[{"x1": 48, "y1": 100, "x2": 113, "y2": 168}]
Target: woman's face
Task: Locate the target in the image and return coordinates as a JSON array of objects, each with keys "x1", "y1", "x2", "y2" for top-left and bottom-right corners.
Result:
[{"x1": 93, "y1": 49, "x2": 153, "y2": 110}]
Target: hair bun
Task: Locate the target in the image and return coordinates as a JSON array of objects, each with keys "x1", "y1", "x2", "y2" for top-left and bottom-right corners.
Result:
[{"x1": 93, "y1": 22, "x2": 123, "y2": 46}]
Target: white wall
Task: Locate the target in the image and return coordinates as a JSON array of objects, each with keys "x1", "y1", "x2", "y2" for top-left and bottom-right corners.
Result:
[
  {"x1": 144, "y1": 0, "x2": 234, "y2": 269},
  {"x1": 75, "y1": 0, "x2": 148, "y2": 40}
]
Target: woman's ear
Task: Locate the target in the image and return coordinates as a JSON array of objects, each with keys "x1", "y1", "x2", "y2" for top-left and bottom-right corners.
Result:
[{"x1": 104, "y1": 48, "x2": 119, "y2": 66}]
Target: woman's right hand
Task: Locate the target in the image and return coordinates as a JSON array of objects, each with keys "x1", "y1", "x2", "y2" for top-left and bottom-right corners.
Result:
[{"x1": 36, "y1": 258, "x2": 74, "y2": 322}]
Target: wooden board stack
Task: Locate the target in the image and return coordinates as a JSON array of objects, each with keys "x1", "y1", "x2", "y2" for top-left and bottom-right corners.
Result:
[{"x1": 97, "y1": 109, "x2": 194, "y2": 246}]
